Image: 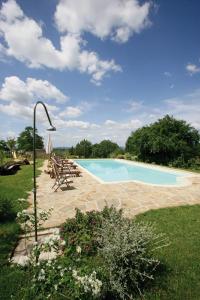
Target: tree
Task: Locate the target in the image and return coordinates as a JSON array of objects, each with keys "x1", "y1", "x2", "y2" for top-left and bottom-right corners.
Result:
[
  {"x1": 69, "y1": 146, "x2": 75, "y2": 155},
  {"x1": 91, "y1": 143, "x2": 100, "y2": 158},
  {"x1": 0, "y1": 139, "x2": 9, "y2": 152},
  {"x1": 0, "y1": 140, "x2": 9, "y2": 165},
  {"x1": 125, "y1": 115, "x2": 200, "y2": 165},
  {"x1": 92, "y1": 140, "x2": 120, "y2": 158},
  {"x1": 17, "y1": 126, "x2": 44, "y2": 151},
  {"x1": 6, "y1": 138, "x2": 16, "y2": 158},
  {"x1": 75, "y1": 139, "x2": 92, "y2": 158}
]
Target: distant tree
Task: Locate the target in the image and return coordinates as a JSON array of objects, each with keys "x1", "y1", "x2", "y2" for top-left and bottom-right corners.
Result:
[
  {"x1": 91, "y1": 143, "x2": 100, "y2": 158},
  {"x1": 6, "y1": 138, "x2": 16, "y2": 158},
  {"x1": 69, "y1": 146, "x2": 75, "y2": 155},
  {"x1": 92, "y1": 140, "x2": 120, "y2": 158},
  {"x1": 17, "y1": 126, "x2": 44, "y2": 151},
  {"x1": 75, "y1": 139, "x2": 92, "y2": 158},
  {"x1": 125, "y1": 115, "x2": 200, "y2": 165},
  {"x1": 0, "y1": 139, "x2": 9, "y2": 152},
  {"x1": 0, "y1": 140, "x2": 9, "y2": 165}
]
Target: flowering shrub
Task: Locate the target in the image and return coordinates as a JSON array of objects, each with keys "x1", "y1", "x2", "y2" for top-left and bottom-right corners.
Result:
[
  {"x1": 98, "y1": 207, "x2": 168, "y2": 298},
  {"x1": 72, "y1": 270, "x2": 102, "y2": 296},
  {"x1": 15, "y1": 207, "x2": 167, "y2": 299},
  {"x1": 16, "y1": 207, "x2": 53, "y2": 234}
]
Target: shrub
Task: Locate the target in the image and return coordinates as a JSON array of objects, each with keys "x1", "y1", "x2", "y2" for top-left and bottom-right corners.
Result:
[
  {"x1": 116, "y1": 154, "x2": 125, "y2": 159},
  {"x1": 170, "y1": 156, "x2": 200, "y2": 170},
  {"x1": 98, "y1": 207, "x2": 167, "y2": 299},
  {"x1": 60, "y1": 208, "x2": 103, "y2": 256},
  {"x1": 60, "y1": 207, "x2": 166, "y2": 299},
  {"x1": 0, "y1": 196, "x2": 17, "y2": 223}
]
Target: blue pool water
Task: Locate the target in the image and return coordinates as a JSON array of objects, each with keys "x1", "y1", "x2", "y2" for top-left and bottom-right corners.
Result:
[{"x1": 75, "y1": 159, "x2": 186, "y2": 185}]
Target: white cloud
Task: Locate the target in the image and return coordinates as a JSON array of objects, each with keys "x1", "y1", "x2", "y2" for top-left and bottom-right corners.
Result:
[
  {"x1": 59, "y1": 106, "x2": 83, "y2": 118},
  {"x1": 127, "y1": 100, "x2": 143, "y2": 111},
  {"x1": 0, "y1": 76, "x2": 68, "y2": 104},
  {"x1": 54, "y1": 118, "x2": 98, "y2": 130},
  {"x1": 105, "y1": 118, "x2": 142, "y2": 130},
  {"x1": 26, "y1": 78, "x2": 68, "y2": 103},
  {"x1": 186, "y1": 63, "x2": 200, "y2": 75},
  {"x1": 163, "y1": 71, "x2": 172, "y2": 77},
  {"x1": 0, "y1": 101, "x2": 32, "y2": 118},
  {"x1": 79, "y1": 51, "x2": 121, "y2": 85},
  {"x1": 105, "y1": 120, "x2": 117, "y2": 126},
  {"x1": 55, "y1": 0, "x2": 151, "y2": 43},
  {"x1": 161, "y1": 89, "x2": 200, "y2": 129},
  {"x1": 0, "y1": 0, "x2": 121, "y2": 85}
]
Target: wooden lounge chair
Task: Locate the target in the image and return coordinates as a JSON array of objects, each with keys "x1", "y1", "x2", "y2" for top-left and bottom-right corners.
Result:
[
  {"x1": 52, "y1": 154, "x2": 74, "y2": 165},
  {"x1": 51, "y1": 158, "x2": 81, "y2": 177},
  {"x1": 52, "y1": 163, "x2": 73, "y2": 192},
  {"x1": 53, "y1": 155, "x2": 78, "y2": 169}
]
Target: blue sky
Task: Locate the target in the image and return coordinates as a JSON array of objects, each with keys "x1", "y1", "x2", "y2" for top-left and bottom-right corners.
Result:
[{"x1": 0, "y1": 0, "x2": 200, "y2": 147}]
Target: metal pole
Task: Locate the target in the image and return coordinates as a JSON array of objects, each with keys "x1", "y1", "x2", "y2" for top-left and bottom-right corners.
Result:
[
  {"x1": 33, "y1": 101, "x2": 56, "y2": 243},
  {"x1": 33, "y1": 105, "x2": 37, "y2": 242}
]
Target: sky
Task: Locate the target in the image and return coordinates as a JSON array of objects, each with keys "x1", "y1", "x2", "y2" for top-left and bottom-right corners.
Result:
[{"x1": 0, "y1": 0, "x2": 200, "y2": 147}]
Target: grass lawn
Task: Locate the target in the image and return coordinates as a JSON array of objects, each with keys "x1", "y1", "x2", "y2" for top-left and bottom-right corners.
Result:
[
  {"x1": 136, "y1": 205, "x2": 200, "y2": 300},
  {"x1": 0, "y1": 160, "x2": 43, "y2": 300},
  {"x1": 0, "y1": 160, "x2": 43, "y2": 201}
]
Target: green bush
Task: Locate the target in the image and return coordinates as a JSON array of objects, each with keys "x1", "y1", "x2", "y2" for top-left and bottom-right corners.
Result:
[
  {"x1": 170, "y1": 156, "x2": 200, "y2": 170},
  {"x1": 59, "y1": 207, "x2": 166, "y2": 299},
  {"x1": 98, "y1": 207, "x2": 166, "y2": 299},
  {"x1": 0, "y1": 207, "x2": 166, "y2": 299},
  {"x1": 61, "y1": 208, "x2": 103, "y2": 256},
  {"x1": 0, "y1": 196, "x2": 17, "y2": 223}
]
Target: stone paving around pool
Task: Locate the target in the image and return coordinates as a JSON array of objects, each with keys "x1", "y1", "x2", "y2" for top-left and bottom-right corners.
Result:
[{"x1": 28, "y1": 160, "x2": 200, "y2": 228}]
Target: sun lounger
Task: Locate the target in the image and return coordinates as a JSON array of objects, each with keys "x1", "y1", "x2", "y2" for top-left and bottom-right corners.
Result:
[
  {"x1": 51, "y1": 163, "x2": 73, "y2": 192},
  {"x1": 51, "y1": 158, "x2": 81, "y2": 177}
]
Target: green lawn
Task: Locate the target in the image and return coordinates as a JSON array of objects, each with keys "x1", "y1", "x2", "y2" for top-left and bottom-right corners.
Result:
[
  {"x1": 0, "y1": 160, "x2": 43, "y2": 300},
  {"x1": 0, "y1": 160, "x2": 42, "y2": 201},
  {"x1": 136, "y1": 205, "x2": 200, "y2": 300}
]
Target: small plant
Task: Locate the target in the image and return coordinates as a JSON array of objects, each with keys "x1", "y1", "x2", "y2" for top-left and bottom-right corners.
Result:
[{"x1": 16, "y1": 207, "x2": 53, "y2": 234}]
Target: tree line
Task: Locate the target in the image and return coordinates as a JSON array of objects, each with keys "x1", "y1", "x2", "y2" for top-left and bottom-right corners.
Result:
[
  {"x1": 69, "y1": 139, "x2": 123, "y2": 158},
  {"x1": 0, "y1": 126, "x2": 44, "y2": 159},
  {"x1": 1, "y1": 115, "x2": 200, "y2": 168}
]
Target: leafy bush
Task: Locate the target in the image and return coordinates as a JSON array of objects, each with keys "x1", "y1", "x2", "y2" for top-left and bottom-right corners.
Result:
[
  {"x1": 98, "y1": 207, "x2": 167, "y2": 299},
  {"x1": 1, "y1": 207, "x2": 166, "y2": 299},
  {"x1": 60, "y1": 207, "x2": 166, "y2": 299},
  {"x1": 61, "y1": 208, "x2": 103, "y2": 256},
  {"x1": 170, "y1": 156, "x2": 200, "y2": 170},
  {"x1": 0, "y1": 196, "x2": 17, "y2": 223},
  {"x1": 110, "y1": 148, "x2": 125, "y2": 158},
  {"x1": 124, "y1": 152, "x2": 138, "y2": 161}
]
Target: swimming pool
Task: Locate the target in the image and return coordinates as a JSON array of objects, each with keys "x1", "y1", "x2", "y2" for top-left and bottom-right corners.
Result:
[{"x1": 75, "y1": 159, "x2": 191, "y2": 186}]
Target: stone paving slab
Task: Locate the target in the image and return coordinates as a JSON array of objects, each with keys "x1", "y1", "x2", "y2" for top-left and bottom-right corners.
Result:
[
  {"x1": 27, "y1": 160, "x2": 200, "y2": 228},
  {"x1": 11, "y1": 227, "x2": 60, "y2": 265}
]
